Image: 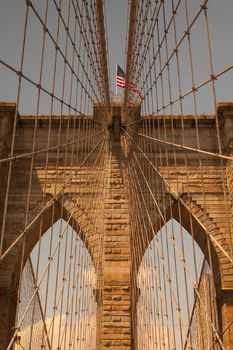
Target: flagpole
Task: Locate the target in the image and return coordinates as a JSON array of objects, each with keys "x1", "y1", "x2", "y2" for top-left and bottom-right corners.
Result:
[{"x1": 115, "y1": 63, "x2": 118, "y2": 94}]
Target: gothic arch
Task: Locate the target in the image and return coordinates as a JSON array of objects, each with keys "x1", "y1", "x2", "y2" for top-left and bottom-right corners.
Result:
[
  {"x1": 17, "y1": 213, "x2": 97, "y2": 350},
  {"x1": 136, "y1": 215, "x2": 219, "y2": 350},
  {"x1": 135, "y1": 198, "x2": 222, "y2": 291},
  {"x1": 0, "y1": 198, "x2": 100, "y2": 350}
]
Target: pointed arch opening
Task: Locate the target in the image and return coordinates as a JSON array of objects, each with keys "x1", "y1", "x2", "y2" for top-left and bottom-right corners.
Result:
[
  {"x1": 16, "y1": 218, "x2": 97, "y2": 350},
  {"x1": 137, "y1": 218, "x2": 221, "y2": 350}
]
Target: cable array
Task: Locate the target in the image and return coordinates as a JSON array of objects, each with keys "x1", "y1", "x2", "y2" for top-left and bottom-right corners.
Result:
[
  {"x1": 0, "y1": 0, "x2": 233, "y2": 349},
  {"x1": 0, "y1": 0, "x2": 109, "y2": 349},
  {"x1": 124, "y1": 0, "x2": 233, "y2": 349}
]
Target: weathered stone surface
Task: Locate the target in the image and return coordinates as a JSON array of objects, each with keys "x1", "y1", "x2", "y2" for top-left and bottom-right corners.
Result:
[
  {"x1": 98, "y1": 138, "x2": 131, "y2": 349},
  {"x1": 0, "y1": 102, "x2": 233, "y2": 349}
]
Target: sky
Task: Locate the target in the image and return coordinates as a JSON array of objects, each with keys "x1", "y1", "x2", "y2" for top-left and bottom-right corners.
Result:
[
  {"x1": 0, "y1": 0, "x2": 233, "y2": 114},
  {"x1": 104, "y1": 0, "x2": 129, "y2": 94},
  {"x1": 104, "y1": 0, "x2": 233, "y2": 115},
  {"x1": 0, "y1": 0, "x2": 129, "y2": 114}
]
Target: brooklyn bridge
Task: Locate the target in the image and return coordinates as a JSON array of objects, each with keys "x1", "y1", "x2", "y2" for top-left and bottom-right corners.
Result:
[{"x1": 0, "y1": 0, "x2": 233, "y2": 349}]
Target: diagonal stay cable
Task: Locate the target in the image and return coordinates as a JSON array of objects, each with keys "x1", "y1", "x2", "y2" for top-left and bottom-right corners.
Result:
[
  {"x1": 0, "y1": 128, "x2": 106, "y2": 164},
  {"x1": 6, "y1": 137, "x2": 106, "y2": 350},
  {"x1": 0, "y1": 134, "x2": 106, "y2": 263},
  {"x1": 124, "y1": 128, "x2": 233, "y2": 267},
  {"x1": 127, "y1": 136, "x2": 225, "y2": 349},
  {"x1": 128, "y1": 127, "x2": 233, "y2": 161}
]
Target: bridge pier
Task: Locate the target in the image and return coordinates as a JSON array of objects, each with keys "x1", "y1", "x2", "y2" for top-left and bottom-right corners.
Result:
[
  {"x1": 99, "y1": 130, "x2": 132, "y2": 349},
  {"x1": 218, "y1": 103, "x2": 233, "y2": 349},
  {"x1": 0, "y1": 104, "x2": 17, "y2": 350},
  {"x1": 0, "y1": 285, "x2": 18, "y2": 350},
  {"x1": 217, "y1": 290, "x2": 233, "y2": 350}
]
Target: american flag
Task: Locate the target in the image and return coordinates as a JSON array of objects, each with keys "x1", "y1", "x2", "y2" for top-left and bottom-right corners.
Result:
[
  {"x1": 130, "y1": 82, "x2": 144, "y2": 100},
  {"x1": 116, "y1": 65, "x2": 126, "y2": 88},
  {"x1": 116, "y1": 65, "x2": 144, "y2": 99}
]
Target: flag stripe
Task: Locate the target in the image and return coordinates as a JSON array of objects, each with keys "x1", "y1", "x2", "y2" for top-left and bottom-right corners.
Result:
[{"x1": 116, "y1": 65, "x2": 143, "y2": 99}]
